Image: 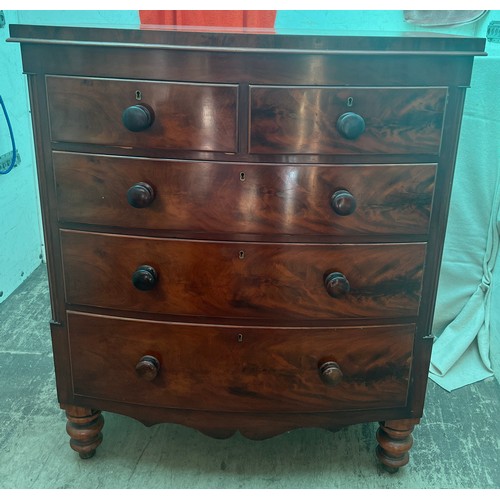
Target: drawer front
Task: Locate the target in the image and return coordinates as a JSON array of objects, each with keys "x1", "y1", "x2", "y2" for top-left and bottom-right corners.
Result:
[
  {"x1": 61, "y1": 230, "x2": 426, "y2": 320},
  {"x1": 46, "y1": 76, "x2": 238, "y2": 152},
  {"x1": 68, "y1": 311, "x2": 414, "y2": 412},
  {"x1": 250, "y1": 86, "x2": 446, "y2": 155},
  {"x1": 54, "y1": 152, "x2": 435, "y2": 236}
]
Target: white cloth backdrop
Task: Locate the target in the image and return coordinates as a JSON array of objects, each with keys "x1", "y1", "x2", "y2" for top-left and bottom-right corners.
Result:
[{"x1": 429, "y1": 55, "x2": 500, "y2": 391}]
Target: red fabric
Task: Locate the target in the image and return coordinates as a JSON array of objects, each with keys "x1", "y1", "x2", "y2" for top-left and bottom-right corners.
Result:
[{"x1": 140, "y1": 10, "x2": 276, "y2": 28}]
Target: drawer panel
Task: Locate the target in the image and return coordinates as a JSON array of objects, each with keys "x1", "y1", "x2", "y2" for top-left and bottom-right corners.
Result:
[
  {"x1": 61, "y1": 230, "x2": 426, "y2": 320},
  {"x1": 249, "y1": 86, "x2": 446, "y2": 155},
  {"x1": 68, "y1": 311, "x2": 414, "y2": 412},
  {"x1": 46, "y1": 76, "x2": 238, "y2": 152},
  {"x1": 54, "y1": 152, "x2": 435, "y2": 236}
]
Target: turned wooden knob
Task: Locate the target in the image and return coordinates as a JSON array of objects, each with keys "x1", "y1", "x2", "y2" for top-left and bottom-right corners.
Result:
[
  {"x1": 336, "y1": 112, "x2": 365, "y2": 140},
  {"x1": 127, "y1": 182, "x2": 155, "y2": 208},
  {"x1": 318, "y1": 361, "x2": 343, "y2": 387},
  {"x1": 324, "y1": 272, "x2": 350, "y2": 298},
  {"x1": 135, "y1": 355, "x2": 160, "y2": 381},
  {"x1": 122, "y1": 104, "x2": 154, "y2": 132},
  {"x1": 330, "y1": 189, "x2": 356, "y2": 216},
  {"x1": 132, "y1": 265, "x2": 158, "y2": 291}
]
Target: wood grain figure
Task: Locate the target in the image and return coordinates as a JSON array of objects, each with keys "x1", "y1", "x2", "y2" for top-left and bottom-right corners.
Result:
[{"x1": 9, "y1": 23, "x2": 484, "y2": 469}]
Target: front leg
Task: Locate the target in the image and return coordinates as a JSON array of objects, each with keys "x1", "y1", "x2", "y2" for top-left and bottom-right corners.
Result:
[
  {"x1": 375, "y1": 418, "x2": 420, "y2": 473},
  {"x1": 64, "y1": 405, "x2": 104, "y2": 459}
]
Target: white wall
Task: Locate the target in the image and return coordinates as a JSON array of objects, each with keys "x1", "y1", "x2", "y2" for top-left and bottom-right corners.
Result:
[
  {"x1": 0, "y1": 10, "x2": 139, "y2": 303},
  {"x1": 0, "y1": 10, "x2": 43, "y2": 303},
  {"x1": 16, "y1": 10, "x2": 139, "y2": 26}
]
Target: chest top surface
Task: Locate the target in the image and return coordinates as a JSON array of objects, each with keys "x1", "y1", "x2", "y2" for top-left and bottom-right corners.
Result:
[{"x1": 8, "y1": 23, "x2": 487, "y2": 53}]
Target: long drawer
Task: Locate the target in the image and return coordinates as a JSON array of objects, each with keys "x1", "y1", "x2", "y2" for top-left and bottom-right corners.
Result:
[
  {"x1": 68, "y1": 311, "x2": 414, "y2": 412},
  {"x1": 60, "y1": 230, "x2": 426, "y2": 320},
  {"x1": 250, "y1": 86, "x2": 446, "y2": 155},
  {"x1": 54, "y1": 152, "x2": 435, "y2": 236},
  {"x1": 46, "y1": 76, "x2": 238, "y2": 152}
]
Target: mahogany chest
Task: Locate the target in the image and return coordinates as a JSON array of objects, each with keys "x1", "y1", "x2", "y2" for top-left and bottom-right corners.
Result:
[{"x1": 9, "y1": 24, "x2": 485, "y2": 471}]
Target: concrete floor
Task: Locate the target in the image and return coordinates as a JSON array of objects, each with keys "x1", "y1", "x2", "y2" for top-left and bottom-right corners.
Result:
[{"x1": 1, "y1": 264, "x2": 499, "y2": 488}]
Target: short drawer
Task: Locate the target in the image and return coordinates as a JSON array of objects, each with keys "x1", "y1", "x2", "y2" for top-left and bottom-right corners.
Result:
[
  {"x1": 54, "y1": 152, "x2": 435, "y2": 236},
  {"x1": 249, "y1": 86, "x2": 446, "y2": 155},
  {"x1": 60, "y1": 230, "x2": 426, "y2": 320},
  {"x1": 68, "y1": 311, "x2": 414, "y2": 412},
  {"x1": 46, "y1": 76, "x2": 238, "y2": 152}
]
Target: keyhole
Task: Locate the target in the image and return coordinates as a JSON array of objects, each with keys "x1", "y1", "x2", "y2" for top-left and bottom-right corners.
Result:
[
  {"x1": 347, "y1": 97, "x2": 354, "y2": 107},
  {"x1": 239, "y1": 250, "x2": 245, "y2": 259},
  {"x1": 135, "y1": 90, "x2": 142, "y2": 101},
  {"x1": 240, "y1": 172, "x2": 246, "y2": 182},
  {"x1": 237, "y1": 334, "x2": 243, "y2": 343}
]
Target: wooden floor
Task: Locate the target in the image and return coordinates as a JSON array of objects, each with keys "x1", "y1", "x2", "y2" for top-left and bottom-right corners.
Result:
[{"x1": 1, "y1": 264, "x2": 499, "y2": 488}]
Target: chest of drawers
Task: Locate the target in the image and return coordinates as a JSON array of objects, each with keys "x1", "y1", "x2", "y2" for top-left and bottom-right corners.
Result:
[{"x1": 10, "y1": 24, "x2": 485, "y2": 472}]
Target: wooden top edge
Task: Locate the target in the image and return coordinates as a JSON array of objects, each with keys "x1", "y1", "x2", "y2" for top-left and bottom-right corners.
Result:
[{"x1": 8, "y1": 23, "x2": 487, "y2": 55}]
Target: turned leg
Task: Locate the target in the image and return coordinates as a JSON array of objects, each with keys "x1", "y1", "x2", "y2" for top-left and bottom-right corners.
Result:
[
  {"x1": 375, "y1": 418, "x2": 420, "y2": 473},
  {"x1": 64, "y1": 405, "x2": 104, "y2": 459}
]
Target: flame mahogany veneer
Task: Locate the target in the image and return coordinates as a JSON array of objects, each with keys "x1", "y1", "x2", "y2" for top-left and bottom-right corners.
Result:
[{"x1": 9, "y1": 24, "x2": 485, "y2": 472}]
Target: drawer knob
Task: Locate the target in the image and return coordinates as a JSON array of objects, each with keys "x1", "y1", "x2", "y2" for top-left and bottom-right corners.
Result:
[
  {"x1": 336, "y1": 112, "x2": 365, "y2": 140},
  {"x1": 324, "y1": 272, "x2": 350, "y2": 298},
  {"x1": 122, "y1": 104, "x2": 154, "y2": 132},
  {"x1": 135, "y1": 355, "x2": 160, "y2": 381},
  {"x1": 127, "y1": 182, "x2": 155, "y2": 208},
  {"x1": 132, "y1": 265, "x2": 158, "y2": 291},
  {"x1": 330, "y1": 189, "x2": 357, "y2": 216},
  {"x1": 318, "y1": 361, "x2": 343, "y2": 387}
]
